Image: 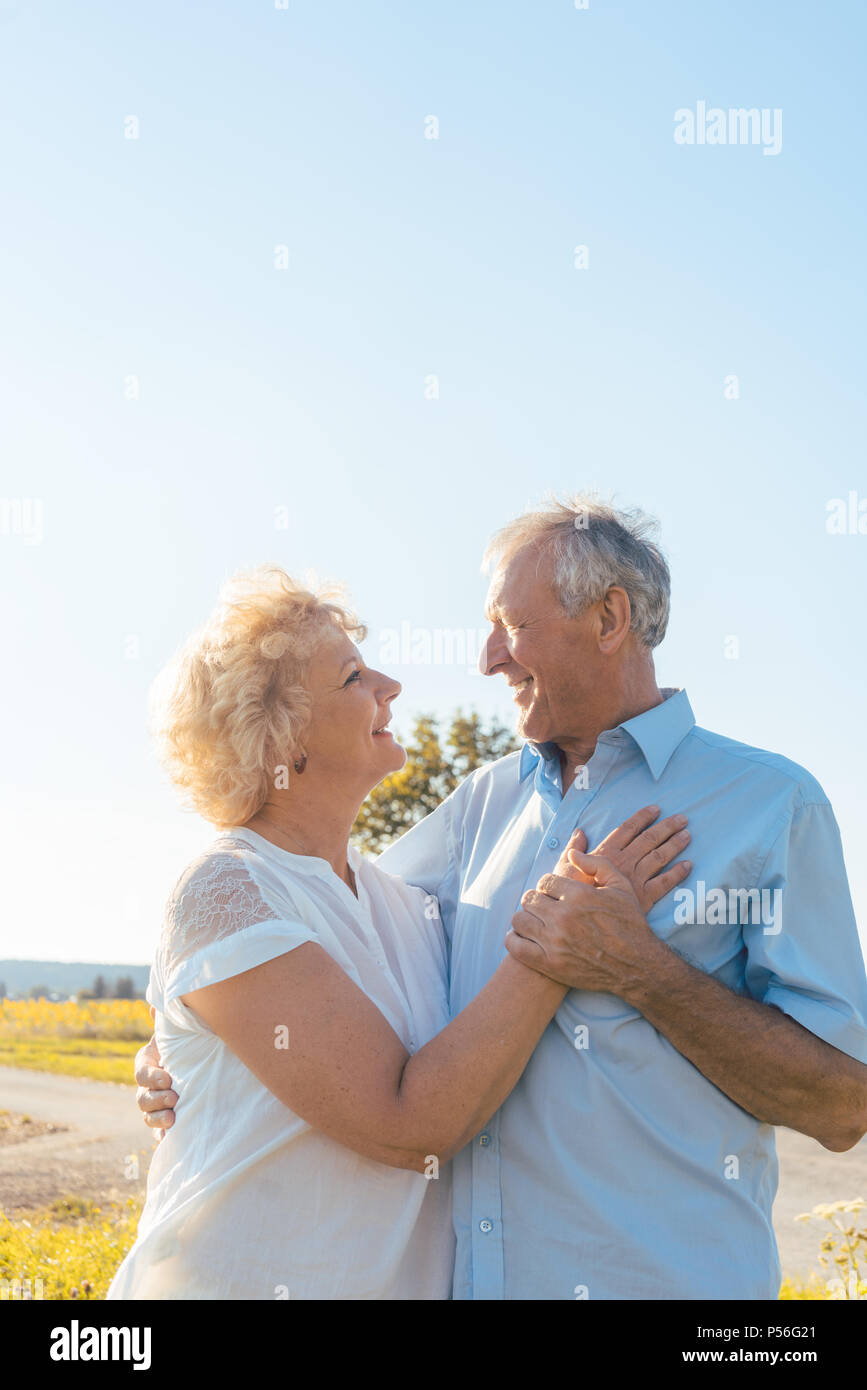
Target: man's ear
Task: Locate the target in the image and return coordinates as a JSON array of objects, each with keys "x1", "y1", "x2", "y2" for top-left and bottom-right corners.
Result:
[{"x1": 598, "y1": 586, "x2": 632, "y2": 654}]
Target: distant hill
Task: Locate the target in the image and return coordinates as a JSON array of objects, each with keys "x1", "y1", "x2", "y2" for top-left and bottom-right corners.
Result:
[{"x1": 0, "y1": 960, "x2": 150, "y2": 999}]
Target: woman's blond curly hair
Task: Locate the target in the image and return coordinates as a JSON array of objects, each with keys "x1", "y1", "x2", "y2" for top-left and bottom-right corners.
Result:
[{"x1": 150, "y1": 565, "x2": 366, "y2": 827}]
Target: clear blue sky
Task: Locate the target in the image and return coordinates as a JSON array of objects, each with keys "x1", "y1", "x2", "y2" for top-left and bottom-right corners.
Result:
[{"x1": 1, "y1": 1, "x2": 865, "y2": 964}]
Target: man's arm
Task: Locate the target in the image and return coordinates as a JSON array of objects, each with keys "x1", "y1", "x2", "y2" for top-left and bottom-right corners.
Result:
[
  {"x1": 619, "y1": 934, "x2": 867, "y2": 1152},
  {"x1": 507, "y1": 850, "x2": 867, "y2": 1152}
]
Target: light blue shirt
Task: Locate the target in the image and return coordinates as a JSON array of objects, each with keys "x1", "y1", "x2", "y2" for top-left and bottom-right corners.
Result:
[{"x1": 376, "y1": 688, "x2": 867, "y2": 1300}]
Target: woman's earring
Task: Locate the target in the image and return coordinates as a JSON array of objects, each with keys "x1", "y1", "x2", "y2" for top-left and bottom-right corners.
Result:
[{"x1": 293, "y1": 753, "x2": 307, "y2": 774}]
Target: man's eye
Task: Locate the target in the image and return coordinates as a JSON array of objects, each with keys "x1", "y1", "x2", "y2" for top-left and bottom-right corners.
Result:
[{"x1": 344, "y1": 669, "x2": 361, "y2": 686}]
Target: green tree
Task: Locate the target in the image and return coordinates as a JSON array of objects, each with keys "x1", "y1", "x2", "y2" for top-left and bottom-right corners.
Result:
[
  {"x1": 113, "y1": 976, "x2": 136, "y2": 999},
  {"x1": 352, "y1": 708, "x2": 518, "y2": 855},
  {"x1": 91, "y1": 975, "x2": 107, "y2": 999},
  {"x1": 445, "y1": 709, "x2": 521, "y2": 780},
  {"x1": 29, "y1": 984, "x2": 52, "y2": 1000}
]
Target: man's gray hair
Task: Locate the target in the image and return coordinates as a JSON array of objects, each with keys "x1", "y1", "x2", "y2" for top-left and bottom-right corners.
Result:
[{"x1": 482, "y1": 494, "x2": 671, "y2": 649}]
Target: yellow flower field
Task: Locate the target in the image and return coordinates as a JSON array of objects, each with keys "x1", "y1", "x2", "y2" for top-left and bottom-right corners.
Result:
[
  {"x1": 0, "y1": 998, "x2": 152, "y2": 1084},
  {"x1": 0, "y1": 997, "x2": 152, "y2": 1040},
  {"x1": 0, "y1": 1193, "x2": 860, "y2": 1300},
  {"x1": 0, "y1": 1196, "x2": 141, "y2": 1300}
]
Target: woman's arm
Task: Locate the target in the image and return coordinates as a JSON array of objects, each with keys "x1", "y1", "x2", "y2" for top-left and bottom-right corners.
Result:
[
  {"x1": 182, "y1": 935, "x2": 566, "y2": 1172},
  {"x1": 137, "y1": 806, "x2": 691, "y2": 1168}
]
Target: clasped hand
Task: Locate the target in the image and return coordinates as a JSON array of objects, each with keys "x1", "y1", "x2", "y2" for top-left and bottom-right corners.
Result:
[{"x1": 506, "y1": 805, "x2": 691, "y2": 995}]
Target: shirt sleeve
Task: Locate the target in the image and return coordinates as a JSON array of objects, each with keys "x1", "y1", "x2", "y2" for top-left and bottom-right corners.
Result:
[
  {"x1": 374, "y1": 794, "x2": 461, "y2": 945},
  {"x1": 163, "y1": 918, "x2": 318, "y2": 1004},
  {"x1": 743, "y1": 800, "x2": 867, "y2": 1064},
  {"x1": 155, "y1": 850, "x2": 319, "y2": 1009}
]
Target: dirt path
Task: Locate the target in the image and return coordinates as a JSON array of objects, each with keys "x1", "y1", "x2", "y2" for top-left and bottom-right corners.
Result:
[
  {"x1": 0, "y1": 1066, "x2": 151, "y2": 1215},
  {"x1": 1, "y1": 1067, "x2": 864, "y2": 1285}
]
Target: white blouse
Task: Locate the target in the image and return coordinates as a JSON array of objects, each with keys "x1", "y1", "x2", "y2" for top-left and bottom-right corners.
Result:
[{"x1": 107, "y1": 827, "x2": 455, "y2": 1301}]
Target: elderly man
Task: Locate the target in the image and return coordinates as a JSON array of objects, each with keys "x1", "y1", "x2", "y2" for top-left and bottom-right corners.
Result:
[
  {"x1": 138, "y1": 497, "x2": 867, "y2": 1300},
  {"x1": 374, "y1": 496, "x2": 867, "y2": 1300}
]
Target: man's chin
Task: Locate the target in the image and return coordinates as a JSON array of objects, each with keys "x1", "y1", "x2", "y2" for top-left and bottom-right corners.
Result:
[{"x1": 516, "y1": 711, "x2": 547, "y2": 745}]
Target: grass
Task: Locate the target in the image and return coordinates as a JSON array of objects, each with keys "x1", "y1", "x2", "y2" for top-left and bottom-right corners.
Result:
[{"x1": 0, "y1": 1196, "x2": 141, "y2": 1300}]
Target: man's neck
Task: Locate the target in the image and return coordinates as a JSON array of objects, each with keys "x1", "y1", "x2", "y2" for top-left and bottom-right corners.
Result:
[{"x1": 556, "y1": 680, "x2": 666, "y2": 795}]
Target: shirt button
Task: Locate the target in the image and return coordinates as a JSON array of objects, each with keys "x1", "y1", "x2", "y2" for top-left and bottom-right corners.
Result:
[
  {"x1": 479, "y1": 1133, "x2": 490, "y2": 1147},
  {"x1": 547, "y1": 836, "x2": 559, "y2": 849},
  {"x1": 479, "y1": 1219, "x2": 493, "y2": 1233}
]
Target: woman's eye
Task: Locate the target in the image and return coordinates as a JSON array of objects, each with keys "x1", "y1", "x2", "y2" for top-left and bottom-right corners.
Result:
[{"x1": 344, "y1": 669, "x2": 361, "y2": 686}]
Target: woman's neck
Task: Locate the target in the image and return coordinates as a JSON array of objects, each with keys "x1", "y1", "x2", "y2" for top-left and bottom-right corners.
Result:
[{"x1": 245, "y1": 798, "x2": 359, "y2": 894}]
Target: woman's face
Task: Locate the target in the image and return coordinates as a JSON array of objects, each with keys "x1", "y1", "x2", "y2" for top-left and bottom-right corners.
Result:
[{"x1": 298, "y1": 625, "x2": 406, "y2": 794}]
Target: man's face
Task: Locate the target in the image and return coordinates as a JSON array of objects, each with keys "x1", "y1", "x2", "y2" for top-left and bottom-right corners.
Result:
[{"x1": 479, "y1": 545, "x2": 606, "y2": 746}]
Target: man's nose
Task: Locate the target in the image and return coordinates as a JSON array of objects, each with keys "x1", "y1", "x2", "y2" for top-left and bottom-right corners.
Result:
[{"x1": 479, "y1": 628, "x2": 508, "y2": 677}]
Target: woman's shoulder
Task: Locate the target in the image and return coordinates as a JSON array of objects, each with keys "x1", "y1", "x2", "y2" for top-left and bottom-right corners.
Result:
[
  {"x1": 160, "y1": 833, "x2": 288, "y2": 949},
  {"x1": 149, "y1": 832, "x2": 329, "y2": 1021},
  {"x1": 166, "y1": 832, "x2": 256, "y2": 900}
]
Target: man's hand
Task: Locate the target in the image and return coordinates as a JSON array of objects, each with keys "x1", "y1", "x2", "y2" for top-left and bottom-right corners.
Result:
[
  {"x1": 135, "y1": 1031, "x2": 178, "y2": 1140},
  {"x1": 506, "y1": 850, "x2": 671, "y2": 994},
  {"x1": 552, "y1": 805, "x2": 691, "y2": 915},
  {"x1": 510, "y1": 848, "x2": 867, "y2": 1152}
]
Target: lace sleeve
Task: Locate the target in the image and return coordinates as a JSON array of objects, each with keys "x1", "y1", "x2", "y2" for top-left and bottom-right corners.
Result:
[{"x1": 155, "y1": 847, "x2": 319, "y2": 1008}]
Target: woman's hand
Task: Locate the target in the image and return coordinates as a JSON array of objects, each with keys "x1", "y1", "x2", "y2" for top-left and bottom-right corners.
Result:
[
  {"x1": 551, "y1": 805, "x2": 690, "y2": 914},
  {"x1": 135, "y1": 1026, "x2": 178, "y2": 1140}
]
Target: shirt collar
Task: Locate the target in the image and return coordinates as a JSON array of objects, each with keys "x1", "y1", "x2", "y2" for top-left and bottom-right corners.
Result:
[{"x1": 518, "y1": 688, "x2": 695, "y2": 784}]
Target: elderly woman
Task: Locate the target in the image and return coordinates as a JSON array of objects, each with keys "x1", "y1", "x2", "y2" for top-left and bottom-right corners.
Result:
[{"x1": 109, "y1": 565, "x2": 689, "y2": 1301}]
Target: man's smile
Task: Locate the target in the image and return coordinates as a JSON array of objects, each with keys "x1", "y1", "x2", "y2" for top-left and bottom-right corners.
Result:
[{"x1": 509, "y1": 676, "x2": 534, "y2": 700}]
